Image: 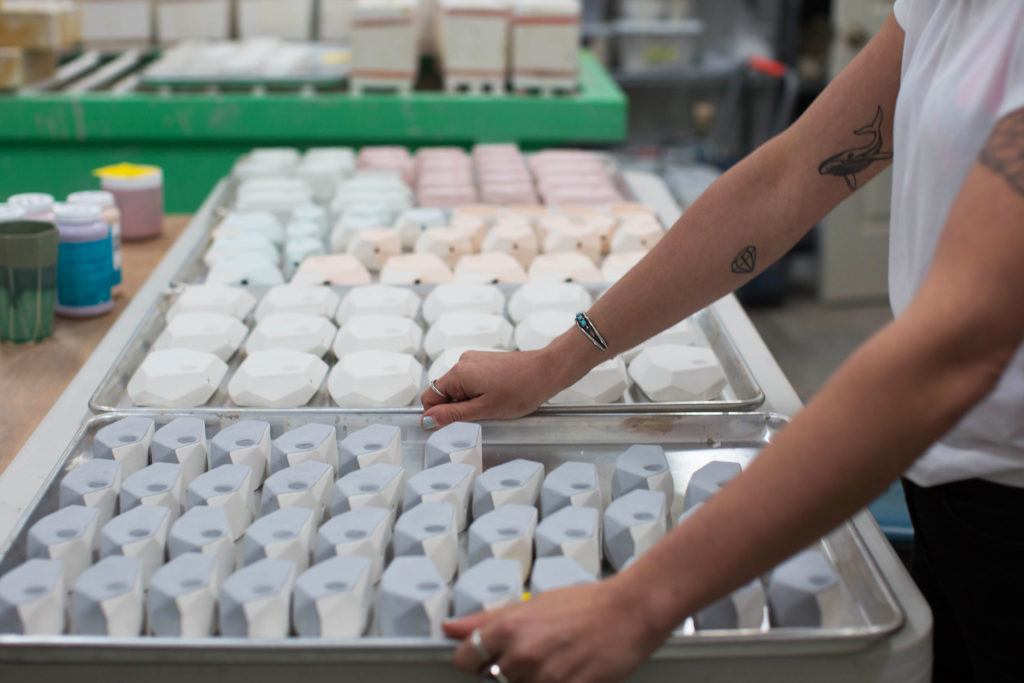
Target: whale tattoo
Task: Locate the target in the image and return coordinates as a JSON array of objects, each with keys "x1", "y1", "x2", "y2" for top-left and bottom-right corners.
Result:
[{"x1": 818, "y1": 106, "x2": 893, "y2": 191}]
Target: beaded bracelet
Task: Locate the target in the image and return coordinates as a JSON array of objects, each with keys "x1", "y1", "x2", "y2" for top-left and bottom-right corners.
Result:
[{"x1": 574, "y1": 312, "x2": 609, "y2": 352}]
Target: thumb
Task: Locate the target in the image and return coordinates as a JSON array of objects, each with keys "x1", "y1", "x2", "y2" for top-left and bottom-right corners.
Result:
[
  {"x1": 442, "y1": 611, "x2": 488, "y2": 639},
  {"x1": 421, "y1": 397, "x2": 489, "y2": 430}
]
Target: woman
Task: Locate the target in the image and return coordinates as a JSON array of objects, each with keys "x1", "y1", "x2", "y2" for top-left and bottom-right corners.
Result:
[{"x1": 423, "y1": 2, "x2": 1024, "y2": 681}]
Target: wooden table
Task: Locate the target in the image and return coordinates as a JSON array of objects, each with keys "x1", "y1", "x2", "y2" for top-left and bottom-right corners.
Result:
[{"x1": 0, "y1": 215, "x2": 190, "y2": 475}]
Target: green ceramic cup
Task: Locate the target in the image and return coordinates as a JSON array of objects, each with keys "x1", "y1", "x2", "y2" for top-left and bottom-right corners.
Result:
[{"x1": 0, "y1": 220, "x2": 59, "y2": 343}]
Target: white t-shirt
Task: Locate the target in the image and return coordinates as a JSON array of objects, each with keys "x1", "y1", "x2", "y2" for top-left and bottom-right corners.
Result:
[{"x1": 892, "y1": 0, "x2": 1024, "y2": 486}]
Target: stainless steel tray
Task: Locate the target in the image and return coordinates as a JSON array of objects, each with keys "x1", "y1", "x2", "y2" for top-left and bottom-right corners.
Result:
[
  {"x1": 87, "y1": 284, "x2": 764, "y2": 414},
  {"x1": 0, "y1": 411, "x2": 902, "y2": 665}
]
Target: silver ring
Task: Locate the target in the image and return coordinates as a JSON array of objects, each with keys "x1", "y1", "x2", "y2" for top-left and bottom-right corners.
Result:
[
  {"x1": 429, "y1": 379, "x2": 451, "y2": 400},
  {"x1": 488, "y1": 662, "x2": 510, "y2": 683},
  {"x1": 470, "y1": 628, "x2": 492, "y2": 664}
]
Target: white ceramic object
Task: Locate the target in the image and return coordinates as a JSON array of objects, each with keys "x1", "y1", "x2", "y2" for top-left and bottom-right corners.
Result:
[
  {"x1": 333, "y1": 314, "x2": 423, "y2": 357},
  {"x1": 120, "y1": 463, "x2": 185, "y2": 521},
  {"x1": 549, "y1": 356, "x2": 628, "y2": 404},
  {"x1": 628, "y1": 344, "x2": 727, "y2": 401},
  {"x1": 204, "y1": 233, "x2": 279, "y2": 268},
  {"x1": 393, "y1": 501, "x2": 459, "y2": 582},
  {"x1": 219, "y1": 558, "x2": 297, "y2": 638},
  {"x1": 427, "y1": 346, "x2": 507, "y2": 382},
  {"x1": 338, "y1": 424, "x2": 403, "y2": 475},
  {"x1": 147, "y1": 553, "x2": 220, "y2": 637},
  {"x1": 414, "y1": 227, "x2": 474, "y2": 269},
  {"x1": 336, "y1": 285, "x2": 421, "y2": 323},
  {"x1": 243, "y1": 507, "x2": 317, "y2": 572},
  {"x1": 621, "y1": 318, "x2": 700, "y2": 361},
  {"x1": 535, "y1": 505, "x2": 602, "y2": 577},
  {"x1": 328, "y1": 350, "x2": 423, "y2": 408},
  {"x1": 255, "y1": 285, "x2": 341, "y2": 322},
  {"x1": 611, "y1": 217, "x2": 664, "y2": 253},
  {"x1": 601, "y1": 251, "x2": 646, "y2": 281},
  {"x1": 404, "y1": 463, "x2": 476, "y2": 531},
  {"x1": 466, "y1": 504, "x2": 538, "y2": 581},
  {"x1": 603, "y1": 489, "x2": 667, "y2": 571},
  {"x1": 346, "y1": 227, "x2": 403, "y2": 272},
  {"x1": 293, "y1": 555, "x2": 374, "y2": 638},
  {"x1": 59, "y1": 460, "x2": 122, "y2": 528},
  {"x1": 768, "y1": 550, "x2": 844, "y2": 628},
  {"x1": 27, "y1": 505, "x2": 100, "y2": 587},
  {"x1": 186, "y1": 465, "x2": 257, "y2": 540},
  {"x1": 153, "y1": 311, "x2": 248, "y2": 362},
  {"x1": 332, "y1": 464, "x2": 406, "y2": 518},
  {"x1": 539, "y1": 461, "x2": 601, "y2": 517},
  {"x1": 424, "y1": 422, "x2": 483, "y2": 476},
  {"x1": 168, "y1": 506, "x2": 237, "y2": 587},
  {"x1": 0, "y1": 559, "x2": 65, "y2": 635},
  {"x1": 209, "y1": 420, "x2": 272, "y2": 483},
  {"x1": 292, "y1": 205, "x2": 330, "y2": 236},
  {"x1": 528, "y1": 252, "x2": 603, "y2": 283},
  {"x1": 452, "y1": 558, "x2": 522, "y2": 618},
  {"x1": 127, "y1": 349, "x2": 228, "y2": 408},
  {"x1": 507, "y1": 281, "x2": 592, "y2": 323},
  {"x1": 166, "y1": 285, "x2": 257, "y2": 322},
  {"x1": 611, "y1": 444, "x2": 675, "y2": 505},
  {"x1": 205, "y1": 253, "x2": 285, "y2": 287},
  {"x1": 270, "y1": 423, "x2": 340, "y2": 476},
  {"x1": 513, "y1": 310, "x2": 573, "y2": 351},
  {"x1": 315, "y1": 507, "x2": 393, "y2": 583},
  {"x1": 423, "y1": 312, "x2": 514, "y2": 360},
  {"x1": 530, "y1": 556, "x2": 596, "y2": 594},
  {"x1": 93, "y1": 417, "x2": 155, "y2": 478},
  {"x1": 99, "y1": 505, "x2": 172, "y2": 586},
  {"x1": 152, "y1": 418, "x2": 208, "y2": 488},
  {"x1": 70, "y1": 556, "x2": 144, "y2": 636},
  {"x1": 379, "y1": 253, "x2": 455, "y2": 285},
  {"x1": 395, "y1": 207, "x2": 449, "y2": 248},
  {"x1": 213, "y1": 211, "x2": 285, "y2": 247},
  {"x1": 228, "y1": 350, "x2": 329, "y2": 408},
  {"x1": 260, "y1": 461, "x2": 334, "y2": 521},
  {"x1": 422, "y1": 284, "x2": 505, "y2": 325},
  {"x1": 377, "y1": 556, "x2": 451, "y2": 637},
  {"x1": 350, "y1": 0, "x2": 420, "y2": 95},
  {"x1": 284, "y1": 238, "x2": 327, "y2": 278},
  {"x1": 245, "y1": 313, "x2": 337, "y2": 357},
  {"x1": 480, "y1": 219, "x2": 539, "y2": 269},
  {"x1": 510, "y1": 0, "x2": 581, "y2": 93},
  {"x1": 472, "y1": 458, "x2": 544, "y2": 518},
  {"x1": 292, "y1": 254, "x2": 372, "y2": 286},
  {"x1": 682, "y1": 460, "x2": 742, "y2": 511},
  {"x1": 453, "y1": 253, "x2": 529, "y2": 284},
  {"x1": 695, "y1": 578, "x2": 766, "y2": 631}
]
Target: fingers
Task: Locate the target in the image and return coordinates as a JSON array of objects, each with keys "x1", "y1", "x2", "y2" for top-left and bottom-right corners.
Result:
[
  {"x1": 442, "y1": 612, "x2": 487, "y2": 639},
  {"x1": 422, "y1": 397, "x2": 491, "y2": 430},
  {"x1": 451, "y1": 619, "x2": 501, "y2": 673}
]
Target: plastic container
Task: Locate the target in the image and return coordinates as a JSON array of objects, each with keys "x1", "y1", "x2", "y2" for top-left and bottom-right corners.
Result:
[
  {"x1": 7, "y1": 193, "x2": 55, "y2": 222},
  {"x1": 93, "y1": 164, "x2": 164, "y2": 241},
  {"x1": 68, "y1": 191, "x2": 123, "y2": 294},
  {"x1": 0, "y1": 218, "x2": 59, "y2": 343},
  {"x1": 53, "y1": 203, "x2": 114, "y2": 318},
  {"x1": 614, "y1": 19, "x2": 704, "y2": 73}
]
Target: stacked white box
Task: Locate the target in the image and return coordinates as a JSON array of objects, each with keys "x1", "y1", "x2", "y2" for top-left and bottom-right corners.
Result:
[
  {"x1": 510, "y1": 0, "x2": 581, "y2": 94},
  {"x1": 237, "y1": 0, "x2": 314, "y2": 40},
  {"x1": 156, "y1": 0, "x2": 231, "y2": 43},
  {"x1": 350, "y1": 0, "x2": 420, "y2": 95},
  {"x1": 437, "y1": 0, "x2": 510, "y2": 94}
]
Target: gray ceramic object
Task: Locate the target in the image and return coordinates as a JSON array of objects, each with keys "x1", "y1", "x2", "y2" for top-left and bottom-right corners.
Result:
[
  {"x1": 26, "y1": 504, "x2": 100, "y2": 587},
  {"x1": 293, "y1": 554, "x2": 373, "y2": 638},
  {"x1": 219, "y1": 558, "x2": 297, "y2": 638},
  {"x1": 377, "y1": 556, "x2": 451, "y2": 637},
  {"x1": 392, "y1": 501, "x2": 458, "y2": 583},
  {"x1": 147, "y1": 553, "x2": 219, "y2": 637},
  {"x1": 186, "y1": 464, "x2": 256, "y2": 540},
  {"x1": 119, "y1": 462, "x2": 185, "y2": 520},
  {"x1": 151, "y1": 417, "x2": 208, "y2": 487},
  {"x1": 209, "y1": 420, "x2": 272, "y2": 489},
  {"x1": 332, "y1": 463, "x2": 405, "y2": 518},
  {"x1": 466, "y1": 504, "x2": 538, "y2": 581},
  {"x1": 315, "y1": 506, "x2": 392, "y2": 583},
  {"x1": 99, "y1": 504, "x2": 172, "y2": 586},
  {"x1": 471, "y1": 458, "x2": 544, "y2": 519},
  {"x1": 93, "y1": 416, "x2": 155, "y2": 478},
  {"x1": 59, "y1": 459, "x2": 122, "y2": 527},
  {"x1": 539, "y1": 461, "x2": 601, "y2": 517},
  {"x1": 260, "y1": 461, "x2": 334, "y2": 521},
  {"x1": 768, "y1": 549, "x2": 844, "y2": 628},
  {"x1": 610, "y1": 445, "x2": 674, "y2": 506},
  {"x1": 452, "y1": 558, "x2": 522, "y2": 618},
  {"x1": 424, "y1": 422, "x2": 482, "y2": 476},
  {"x1": 535, "y1": 505, "x2": 602, "y2": 578},
  {"x1": 167, "y1": 505, "x2": 237, "y2": 586},
  {"x1": 338, "y1": 424, "x2": 402, "y2": 477},
  {"x1": 694, "y1": 578, "x2": 766, "y2": 631},
  {"x1": 603, "y1": 489, "x2": 667, "y2": 571},
  {"x1": 71, "y1": 555, "x2": 144, "y2": 636},
  {"x1": 0, "y1": 559, "x2": 65, "y2": 635},
  {"x1": 530, "y1": 556, "x2": 597, "y2": 594},
  {"x1": 403, "y1": 462, "x2": 475, "y2": 531},
  {"x1": 244, "y1": 506, "x2": 317, "y2": 572},
  {"x1": 683, "y1": 461, "x2": 742, "y2": 511},
  {"x1": 270, "y1": 423, "x2": 340, "y2": 476}
]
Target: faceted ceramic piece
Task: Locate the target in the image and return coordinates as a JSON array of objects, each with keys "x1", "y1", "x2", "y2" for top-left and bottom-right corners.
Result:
[
  {"x1": 332, "y1": 464, "x2": 406, "y2": 518},
  {"x1": 346, "y1": 227, "x2": 402, "y2": 272},
  {"x1": 377, "y1": 556, "x2": 451, "y2": 637},
  {"x1": 165, "y1": 285, "x2": 257, "y2": 322},
  {"x1": 255, "y1": 285, "x2": 341, "y2": 322},
  {"x1": 152, "y1": 418, "x2": 208, "y2": 488},
  {"x1": 204, "y1": 233, "x2": 279, "y2": 269},
  {"x1": 449, "y1": 214, "x2": 489, "y2": 250},
  {"x1": 27, "y1": 505, "x2": 100, "y2": 587},
  {"x1": 694, "y1": 578, "x2": 766, "y2": 631},
  {"x1": 285, "y1": 220, "x2": 323, "y2": 242},
  {"x1": 70, "y1": 556, "x2": 144, "y2": 636},
  {"x1": 328, "y1": 350, "x2": 423, "y2": 408},
  {"x1": 628, "y1": 345, "x2": 728, "y2": 402},
  {"x1": 452, "y1": 558, "x2": 522, "y2": 618},
  {"x1": 514, "y1": 311, "x2": 573, "y2": 351},
  {"x1": 315, "y1": 506, "x2": 393, "y2": 583},
  {"x1": 542, "y1": 222, "x2": 603, "y2": 264},
  {"x1": 332, "y1": 314, "x2": 423, "y2": 356},
  {"x1": 424, "y1": 422, "x2": 483, "y2": 476},
  {"x1": 336, "y1": 285, "x2": 421, "y2": 324},
  {"x1": 601, "y1": 251, "x2": 646, "y2": 282},
  {"x1": 153, "y1": 311, "x2": 248, "y2": 362},
  {"x1": 423, "y1": 312, "x2": 514, "y2": 360},
  {"x1": 270, "y1": 423, "x2": 340, "y2": 475},
  {"x1": 219, "y1": 558, "x2": 297, "y2": 638},
  {"x1": 147, "y1": 553, "x2": 219, "y2": 637},
  {"x1": 205, "y1": 253, "x2": 285, "y2": 287},
  {"x1": 414, "y1": 227, "x2": 473, "y2": 269},
  {"x1": 535, "y1": 506, "x2": 602, "y2": 578},
  {"x1": 212, "y1": 211, "x2": 285, "y2": 246},
  {"x1": 292, "y1": 204, "x2": 329, "y2": 235},
  {"x1": 120, "y1": 463, "x2": 185, "y2": 521},
  {"x1": 540, "y1": 461, "x2": 601, "y2": 517},
  {"x1": 683, "y1": 460, "x2": 742, "y2": 511},
  {"x1": 338, "y1": 424, "x2": 403, "y2": 477},
  {"x1": 481, "y1": 219, "x2": 539, "y2": 269},
  {"x1": 293, "y1": 555, "x2": 374, "y2": 638},
  {"x1": 379, "y1": 253, "x2": 454, "y2": 285},
  {"x1": 453, "y1": 253, "x2": 528, "y2": 284},
  {"x1": 127, "y1": 349, "x2": 228, "y2": 409},
  {"x1": 209, "y1": 420, "x2": 272, "y2": 486},
  {"x1": 530, "y1": 556, "x2": 598, "y2": 594},
  {"x1": 168, "y1": 506, "x2": 236, "y2": 586},
  {"x1": 186, "y1": 465, "x2": 257, "y2": 540},
  {"x1": 422, "y1": 283, "x2": 506, "y2": 325},
  {"x1": 404, "y1": 463, "x2": 475, "y2": 531},
  {"x1": 228, "y1": 350, "x2": 329, "y2": 408},
  {"x1": 93, "y1": 417, "x2": 155, "y2": 478},
  {"x1": 466, "y1": 504, "x2": 538, "y2": 581},
  {"x1": 427, "y1": 346, "x2": 507, "y2": 382},
  {"x1": 472, "y1": 459, "x2": 544, "y2": 518},
  {"x1": 0, "y1": 559, "x2": 65, "y2": 635},
  {"x1": 549, "y1": 357, "x2": 628, "y2": 405},
  {"x1": 610, "y1": 217, "x2": 664, "y2": 253},
  {"x1": 243, "y1": 507, "x2": 317, "y2": 572},
  {"x1": 507, "y1": 282, "x2": 592, "y2": 323},
  {"x1": 393, "y1": 501, "x2": 459, "y2": 583},
  {"x1": 395, "y1": 207, "x2": 448, "y2": 248},
  {"x1": 59, "y1": 459, "x2": 122, "y2": 528},
  {"x1": 611, "y1": 445, "x2": 675, "y2": 506},
  {"x1": 768, "y1": 550, "x2": 844, "y2": 628},
  {"x1": 245, "y1": 313, "x2": 337, "y2": 357},
  {"x1": 291, "y1": 254, "x2": 372, "y2": 286},
  {"x1": 528, "y1": 252, "x2": 603, "y2": 283},
  {"x1": 260, "y1": 461, "x2": 334, "y2": 521},
  {"x1": 621, "y1": 318, "x2": 701, "y2": 362},
  {"x1": 603, "y1": 490, "x2": 667, "y2": 571},
  {"x1": 99, "y1": 505, "x2": 172, "y2": 585}
]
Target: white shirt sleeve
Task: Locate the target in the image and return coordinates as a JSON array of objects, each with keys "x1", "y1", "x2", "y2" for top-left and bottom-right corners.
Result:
[
  {"x1": 997, "y1": 14, "x2": 1024, "y2": 119},
  {"x1": 893, "y1": 0, "x2": 914, "y2": 29}
]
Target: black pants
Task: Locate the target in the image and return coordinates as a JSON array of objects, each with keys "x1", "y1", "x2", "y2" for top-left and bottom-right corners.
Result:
[{"x1": 902, "y1": 478, "x2": 1024, "y2": 683}]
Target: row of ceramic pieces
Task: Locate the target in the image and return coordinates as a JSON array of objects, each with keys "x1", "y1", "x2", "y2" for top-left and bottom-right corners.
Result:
[
  {"x1": 0, "y1": 418, "x2": 844, "y2": 637},
  {"x1": 148, "y1": 39, "x2": 336, "y2": 78}
]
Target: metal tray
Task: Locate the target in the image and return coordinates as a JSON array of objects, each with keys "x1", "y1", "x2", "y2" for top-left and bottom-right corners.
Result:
[
  {"x1": 0, "y1": 411, "x2": 902, "y2": 665},
  {"x1": 88, "y1": 283, "x2": 764, "y2": 414}
]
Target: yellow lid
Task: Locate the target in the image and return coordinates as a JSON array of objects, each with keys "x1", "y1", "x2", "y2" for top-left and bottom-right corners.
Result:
[{"x1": 93, "y1": 163, "x2": 162, "y2": 179}]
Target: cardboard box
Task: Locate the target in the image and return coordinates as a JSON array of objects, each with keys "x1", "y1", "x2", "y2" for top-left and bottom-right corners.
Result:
[{"x1": 0, "y1": 1, "x2": 82, "y2": 49}]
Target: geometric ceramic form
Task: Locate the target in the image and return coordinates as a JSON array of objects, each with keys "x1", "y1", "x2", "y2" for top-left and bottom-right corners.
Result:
[
  {"x1": 377, "y1": 556, "x2": 451, "y2": 637},
  {"x1": 291, "y1": 254, "x2": 373, "y2": 286},
  {"x1": 244, "y1": 313, "x2": 338, "y2": 357},
  {"x1": 219, "y1": 558, "x2": 297, "y2": 638},
  {"x1": 119, "y1": 463, "x2": 185, "y2": 521},
  {"x1": 395, "y1": 207, "x2": 449, "y2": 249},
  {"x1": 270, "y1": 423, "x2": 340, "y2": 476},
  {"x1": 427, "y1": 345, "x2": 507, "y2": 383},
  {"x1": 452, "y1": 253, "x2": 529, "y2": 285},
  {"x1": 98, "y1": 504, "x2": 172, "y2": 586},
  {"x1": 529, "y1": 556, "x2": 597, "y2": 594},
  {"x1": 284, "y1": 238, "x2": 327, "y2": 279},
  {"x1": 167, "y1": 506, "x2": 237, "y2": 587},
  {"x1": 549, "y1": 356, "x2": 629, "y2": 405},
  {"x1": 186, "y1": 465, "x2": 257, "y2": 540},
  {"x1": 293, "y1": 555, "x2": 374, "y2": 638},
  {"x1": 513, "y1": 311, "x2": 572, "y2": 351},
  {"x1": 449, "y1": 214, "x2": 488, "y2": 251},
  {"x1": 126, "y1": 349, "x2": 228, "y2": 409},
  {"x1": 534, "y1": 505, "x2": 602, "y2": 578},
  {"x1": 260, "y1": 461, "x2": 334, "y2": 521},
  {"x1": 422, "y1": 283, "x2": 506, "y2": 325},
  {"x1": 151, "y1": 417, "x2": 208, "y2": 488},
  {"x1": 481, "y1": 219, "x2": 539, "y2": 269},
  {"x1": 528, "y1": 252, "x2": 603, "y2": 283},
  {"x1": 611, "y1": 445, "x2": 675, "y2": 506},
  {"x1": 0, "y1": 559, "x2": 65, "y2": 635},
  {"x1": 403, "y1": 462, "x2": 476, "y2": 531},
  {"x1": 332, "y1": 464, "x2": 406, "y2": 519},
  {"x1": 346, "y1": 228, "x2": 403, "y2": 273},
  {"x1": 414, "y1": 227, "x2": 473, "y2": 269},
  {"x1": 379, "y1": 253, "x2": 455, "y2": 286},
  {"x1": 694, "y1": 578, "x2": 766, "y2": 631},
  {"x1": 603, "y1": 489, "x2": 667, "y2": 571},
  {"x1": 209, "y1": 420, "x2": 272, "y2": 486},
  {"x1": 93, "y1": 417, "x2": 155, "y2": 479},
  {"x1": 153, "y1": 311, "x2": 249, "y2": 362},
  {"x1": 424, "y1": 422, "x2": 483, "y2": 477},
  {"x1": 423, "y1": 312, "x2": 514, "y2": 360},
  {"x1": 338, "y1": 424, "x2": 403, "y2": 477},
  {"x1": 212, "y1": 211, "x2": 285, "y2": 246},
  {"x1": 628, "y1": 345, "x2": 727, "y2": 402},
  {"x1": 327, "y1": 350, "x2": 423, "y2": 408},
  {"x1": 332, "y1": 314, "x2": 423, "y2": 356},
  {"x1": 336, "y1": 285, "x2": 421, "y2": 324},
  {"x1": 471, "y1": 458, "x2": 544, "y2": 519},
  {"x1": 228, "y1": 350, "x2": 329, "y2": 409},
  {"x1": 621, "y1": 318, "x2": 700, "y2": 362},
  {"x1": 26, "y1": 505, "x2": 100, "y2": 587},
  {"x1": 165, "y1": 285, "x2": 257, "y2": 322},
  {"x1": 539, "y1": 461, "x2": 601, "y2": 518},
  {"x1": 682, "y1": 460, "x2": 742, "y2": 512},
  {"x1": 392, "y1": 501, "x2": 459, "y2": 583},
  {"x1": 600, "y1": 251, "x2": 646, "y2": 282},
  {"x1": 59, "y1": 459, "x2": 122, "y2": 528},
  {"x1": 452, "y1": 557, "x2": 522, "y2": 618},
  {"x1": 542, "y1": 222, "x2": 603, "y2": 265},
  {"x1": 205, "y1": 254, "x2": 285, "y2": 287},
  {"x1": 254, "y1": 285, "x2": 341, "y2": 322},
  {"x1": 610, "y1": 218, "x2": 663, "y2": 253},
  {"x1": 315, "y1": 507, "x2": 393, "y2": 583},
  {"x1": 506, "y1": 281, "x2": 592, "y2": 324},
  {"x1": 243, "y1": 506, "x2": 317, "y2": 572},
  {"x1": 466, "y1": 504, "x2": 538, "y2": 582},
  {"x1": 147, "y1": 552, "x2": 219, "y2": 637},
  {"x1": 70, "y1": 556, "x2": 144, "y2": 636},
  {"x1": 767, "y1": 550, "x2": 844, "y2": 628}
]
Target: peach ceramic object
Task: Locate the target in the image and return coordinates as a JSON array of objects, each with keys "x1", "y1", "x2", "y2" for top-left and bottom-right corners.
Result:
[
  {"x1": 509, "y1": 0, "x2": 581, "y2": 94},
  {"x1": 291, "y1": 254, "x2": 373, "y2": 286},
  {"x1": 284, "y1": 238, "x2": 327, "y2": 279},
  {"x1": 437, "y1": 0, "x2": 510, "y2": 94},
  {"x1": 528, "y1": 252, "x2": 603, "y2": 282},
  {"x1": 454, "y1": 253, "x2": 529, "y2": 283},
  {"x1": 379, "y1": 253, "x2": 455, "y2": 285},
  {"x1": 542, "y1": 220, "x2": 603, "y2": 264},
  {"x1": 418, "y1": 185, "x2": 479, "y2": 208},
  {"x1": 346, "y1": 227, "x2": 403, "y2": 272},
  {"x1": 127, "y1": 349, "x2": 228, "y2": 409},
  {"x1": 414, "y1": 227, "x2": 474, "y2": 268},
  {"x1": 481, "y1": 217, "x2": 539, "y2": 268},
  {"x1": 228, "y1": 350, "x2": 328, "y2": 408},
  {"x1": 351, "y1": 0, "x2": 420, "y2": 96},
  {"x1": 449, "y1": 214, "x2": 488, "y2": 250}
]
